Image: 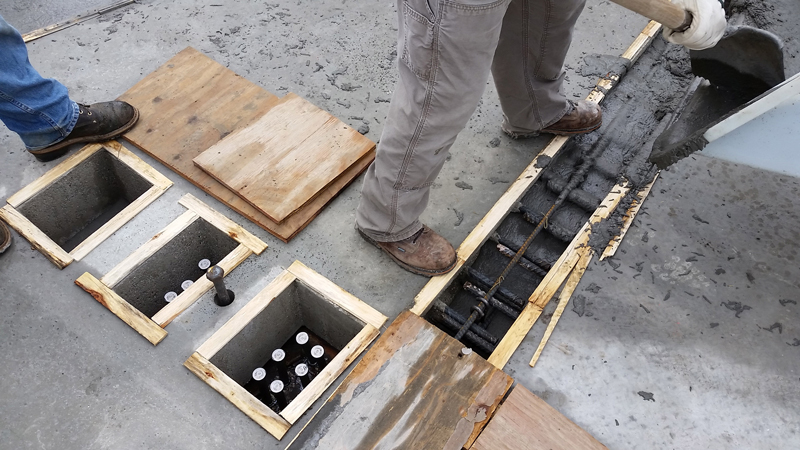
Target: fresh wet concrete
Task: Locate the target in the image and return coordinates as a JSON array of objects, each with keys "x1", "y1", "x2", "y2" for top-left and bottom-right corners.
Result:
[{"x1": 1, "y1": 1, "x2": 798, "y2": 449}]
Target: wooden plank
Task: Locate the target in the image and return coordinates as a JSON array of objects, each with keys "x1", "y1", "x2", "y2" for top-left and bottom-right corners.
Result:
[
  {"x1": 287, "y1": 311, "x2": 512, "y2": 450},
  {"x1": 151, "y1": 244, "x2": 252, "y2": 327},
  {"x1": 0, "y1": 205, "x2": 73, "y2": 269},
  {"x1": 487, "y1": 183, "x2": 630, "y2": 369},
  {"x1": 529, "y1": 250, "x2": 593, "y2": 368},
  {"x1": 6, "y1": 143, "x2": 103, "y2": 207},
  {"x1": 287, "y1": 261, "x2": 388, "y2": 330},
  {"x1": 103, "y1": 140, "x2": 173, "y2": 190},
  {"x1": 195, "y1": 269, "x2": 297, "y2": 360},
  {"x1": 472, "y1": 385, "x2": 607, "y2": 450},
  {"x1": 178, "y1": 193, "x2": 267, "y2": 255},
  {"x1": 601, "y1": 172, "x2": 659, "y2": 260},
  {"x1": 75, "y1": 272, "x2": 168, "y2": 345},
  {"x1": 119, "y1": 47, "x2": 375, "y2": 242},
  {"x1": 621, "y1": 21, "x2": 662, "y2": 62},
  {"x1": 184, "y1": 352, "x2": 291, "y2": 440},
  {"x1": 194, "y1": 93, "x2": 373, "y2": 223},
  {"x1": 279, "y1": 324, "x2": 380, "y2": 424},
  {"x1": 101, "y1": 210, "x2": 199, "y2": 287}
]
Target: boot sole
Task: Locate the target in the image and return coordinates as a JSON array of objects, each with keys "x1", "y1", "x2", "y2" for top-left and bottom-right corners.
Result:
[
  {"x1": 541, "y1": 121, "x2": 602, "y2": 136},
  {"x1": 357, "y1": 228, "x2": 456, "y2": 277},
  {"x1": 0, "y1": 220, "x2": 11, "y2": 254},
  {"x1": 29, "y1": 107, "x2": 140, "y2": 162}
]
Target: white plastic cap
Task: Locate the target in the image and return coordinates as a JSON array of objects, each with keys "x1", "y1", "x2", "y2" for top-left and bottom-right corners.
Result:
[
  {"x1": 296, "y1": 332, "x2": 309, "y2": 345},
  {"x1": 181, "y1": 280, "x2": 194, "y2": 290},
  {"x1": 272, "y1": 349, "x2": 286, "y2": 362},
  {"x1": 295, "y1": 364, "x2": 309, "y2": 377},
  {"x1": 164, "y1": 291, "x2": 178, "y2": 302},
  {"x1": 270, "y1": 380, "x2": 284, "y2": 393},
  {"x1": 311, "y1": 345, "x2": 324, "y2": 359},
  {"x1": 198, "y1": 259, "x2": 211, "y2": 270},
  {"x1": 252, "y1": 367, "x2": 266, "y2": 381}
]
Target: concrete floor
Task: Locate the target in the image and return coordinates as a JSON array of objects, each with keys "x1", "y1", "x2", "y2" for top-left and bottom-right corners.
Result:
[{"x1": 1, "y1": 1, "x2": 798, "y2": 449}]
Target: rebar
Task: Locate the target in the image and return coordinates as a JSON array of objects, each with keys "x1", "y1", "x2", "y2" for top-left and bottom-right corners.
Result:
[
  {"x1": 466, "y1": 268, "x2": 524, "y2": 309},
  {"x1": 495, "y1": 243, "x2": 548, "y2": 278},
  {"x1": 463, "y1": 282, "x2": 521, "y2": 318}
]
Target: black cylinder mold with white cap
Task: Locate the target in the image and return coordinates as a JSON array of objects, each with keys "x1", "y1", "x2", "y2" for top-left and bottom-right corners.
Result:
[
  {"x1": 270, "y1": 380, "x2": 287, "y2": 409},
  {"x1": 295, "y1": 363, "x2": 311, "y2": 387}
]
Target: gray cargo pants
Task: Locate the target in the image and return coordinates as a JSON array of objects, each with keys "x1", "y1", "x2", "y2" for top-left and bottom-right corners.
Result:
[{"x1": 357, "y1": 0, "x2": 586, "y2": 242}]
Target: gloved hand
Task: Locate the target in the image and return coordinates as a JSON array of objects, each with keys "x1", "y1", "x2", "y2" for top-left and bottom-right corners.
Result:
[{"x1": 663, "y1": 0, "x2": 726, "y2": 50}]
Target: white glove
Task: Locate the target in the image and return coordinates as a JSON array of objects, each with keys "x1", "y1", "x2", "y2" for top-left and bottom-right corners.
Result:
[{"x1": 663, "y1": 0, "x2": 726, "y2": 50}]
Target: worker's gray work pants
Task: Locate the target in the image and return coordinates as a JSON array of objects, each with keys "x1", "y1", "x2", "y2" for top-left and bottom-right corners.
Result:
[{"x1": 357, "y1": 0, "x2": 586, "y2": 242}]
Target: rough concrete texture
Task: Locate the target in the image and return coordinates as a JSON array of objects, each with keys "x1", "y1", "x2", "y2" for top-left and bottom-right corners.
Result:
[{"x1": 0, "y1": 0, "x2": 798, "y2": 449}]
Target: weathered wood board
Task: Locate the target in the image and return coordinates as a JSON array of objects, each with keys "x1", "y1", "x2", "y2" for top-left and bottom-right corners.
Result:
[
  {"x1": 119, "y1": 47, "x2": 375, "y2": 241},
  {"x1": 194, "y1": 93, "x2": 374, "y2": 223},
  {"x1": 287, "y1": 311, "x2": 513, "y2": 450},
  {"x1": 471, "y1": 385, "x2": 607, "y2": 450}
]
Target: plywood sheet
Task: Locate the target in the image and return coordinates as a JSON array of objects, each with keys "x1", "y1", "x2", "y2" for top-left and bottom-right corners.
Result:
[
  {"x1": 193, "y1": 93, "x2": 373, "y2": 223},
  {"x1": 119, "y1": 47, "x2": 374, "y2": 241},
  {"x1": 472, "y1": 385, "x2": 608, "y2": 450},
  {"x1": 287, "y1": 311, "x2": 512, "y2": 450}
]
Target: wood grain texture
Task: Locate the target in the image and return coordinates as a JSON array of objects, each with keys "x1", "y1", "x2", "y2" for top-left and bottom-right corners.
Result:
[
  {"x1": 178, "y1": 193, "x2": 267, "y2": 255},
  {"x1": 286, "y1": 311, "x2": 512, "y2": 450},
  {"x1": 194, "y1": 93, "x2": 373, "y2": 223},
  {"x1": 0, "y1": 205, "x2": 73, "y2": 269},
  {"x1": 119, "y1": 47, "x2": 374, "y2": 242},
  {"x1": 601, "y1": 173, "x2": 659, "y2": 260},
  {"x1": 472, "y1": 385, "x2": 607, "y2": 450},
  {"x1": 75, "y1": 272, "x2": 167, "y2": 345},
  {"x1": 184, "y1": 352, "x2": 291, "y2": 440}
]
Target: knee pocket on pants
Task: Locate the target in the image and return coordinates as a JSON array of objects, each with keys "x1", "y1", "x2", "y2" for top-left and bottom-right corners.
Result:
[{"x1": 401, "y1": 1, "x2": 436, "y2": 81}]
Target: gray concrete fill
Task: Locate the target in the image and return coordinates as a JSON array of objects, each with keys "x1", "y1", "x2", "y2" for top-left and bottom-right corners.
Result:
[{"x1": 1, "y1": 0, "x2": 798, "y2": 449}]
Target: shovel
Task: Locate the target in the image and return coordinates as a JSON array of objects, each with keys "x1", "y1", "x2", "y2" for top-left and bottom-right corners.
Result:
[{"x1": 608, "y1": 0, "x2": 786, "y2": 168}]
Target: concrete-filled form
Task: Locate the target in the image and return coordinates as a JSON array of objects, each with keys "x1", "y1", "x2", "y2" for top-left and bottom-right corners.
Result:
[
  {"x1": 75, "y1": 193, "x2": 268, "y2": 345},
  {"x1": 0, "y1": 141, "x2": 172, "y2": 268},
  {"x1": 184, "y1": 261, "x2": 387, "y2": 440}
]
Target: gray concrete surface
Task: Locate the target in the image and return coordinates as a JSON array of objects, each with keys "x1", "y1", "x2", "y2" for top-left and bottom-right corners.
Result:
[{"x1": 0, "y1": 0, "x2": 798, "y2": 449}]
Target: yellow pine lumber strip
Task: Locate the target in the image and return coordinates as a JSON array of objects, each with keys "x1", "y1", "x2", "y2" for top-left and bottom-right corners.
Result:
[
  {"x1": 75, "y1": 272, "x2": 167, "y2": 345},
  {"x1": 622, "y1": 21, "x2": 662, "y2": 61},
  {"x1": 487, "y1": 182, "x2": 630, "y2": 369},
  {"x1": 6, "y1": 143, "x2": 103, "y2": 207},
  {"x1": 178, "y1": 193, "x2": 268, "y2": 255},
  {"x1": 152, "y1": 244, "x2": 252, "y2": 327},
  {"x1": 287, "y1": 261, "x2": 388, "y2": 330},
  {"x1": 529, "y1": 250, "x2": 593, "y2": 368},
  {"x1": 196, "y1": 269, "x2": 297, "y2": 360},
  {"x1": 601, "y1": 172, "x2": 659, "y2": 260},
  {"x1": 101, "y1": 210, "x2": 199, "y2": 287},
  {"x1": 184, "y1": 352, "x2": 291, "y2": 439},
  {"x1": 0, "y1": 205, "x2": 73, "y2": 269},
  {"x1": 103, "y1": 140, "x2": 173, "y2": 190},
  {"x1": 279, "y1": 324, "x2": 380, "y2": 424}
]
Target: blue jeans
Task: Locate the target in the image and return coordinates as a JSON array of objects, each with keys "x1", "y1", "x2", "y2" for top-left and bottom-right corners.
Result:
[{"x1": 0, "y1": 14, "x2": 78, "y2": 150}]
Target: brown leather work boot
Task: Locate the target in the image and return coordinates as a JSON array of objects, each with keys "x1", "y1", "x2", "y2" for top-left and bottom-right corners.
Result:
[
  {"x1": 0, "y1": 219, "x2": 11, "y2": 255},
  {"x1": 541, "y1": 100, "x2": 602, "y2": 135},
  {"x1": 358, "y1": 225, "x2": 457, "y2": 277}
]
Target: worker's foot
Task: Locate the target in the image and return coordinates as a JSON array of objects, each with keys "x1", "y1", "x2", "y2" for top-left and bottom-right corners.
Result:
[
  {"x1": 0, "y1": 219, "x2": 11, "y2": 255},
  {"x1": 358, "y1": 225, "x2": 457, "y2": 277},
  {"x1": 502, "y1": 100, "x2": 602, "y2": 138},
  {"x1": 29, "y1": 101, "x2": 139, "y2": 162}
]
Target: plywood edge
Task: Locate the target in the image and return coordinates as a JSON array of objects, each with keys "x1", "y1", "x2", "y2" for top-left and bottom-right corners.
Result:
[
  {"x1": 464, "y1": 369, "x2": 515, "y2": 449},
  {"x1": 102, "y1": 140, "x2": 174, "y2": 190},
  {"x1": 75, "y1": 272, "x2": 167, "y2": 345},
  {"x1": 280, "y1": 324, "x2": 380, "y2": 424},
  {"x1": 101, "y1": 209, "x2": 199, "y2": 287},
  {"x1": 6, "y1": 143, "x2": 104, "y2": 207},
  {"x1": 179, "y1": 193, "x2": 268, "y2": 254},
  {"x1": 152, "y1": 244, "x2": 252, "y2": 327},
  {"x1": 287, "y1": 261, "x2": 388, "y2": 330},
  {"x1": 0, "y1": 205, "x2": 73, "y2": 269},
  {"x1": 196, "y1": 269, "x2": 297, "y2": 359},
  {"x1": 601, "y1": 172, "x2": 659, "y2": 260},
  {"x1": 184, "y1": 352, "x2": 291, "y2": 440}
]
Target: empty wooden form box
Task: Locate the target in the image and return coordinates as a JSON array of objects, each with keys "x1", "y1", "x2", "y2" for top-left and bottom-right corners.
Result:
[
  {"x1": 75, "y1": 193, "x2": 267, "y2": 345},
  {"x1": 0, "y1": 141, "x2": 172, "y2": 268},
  {"x1": 184, "y1": 261, "x2": 387, "y2": 440}
]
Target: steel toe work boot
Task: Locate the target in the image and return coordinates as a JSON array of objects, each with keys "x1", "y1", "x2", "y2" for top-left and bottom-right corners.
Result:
[
  {"x1": 29, "y1": 101, "x2": 139, "y2": 162},
  {"x1": 358, "y1": 225, "x2": 457, "y2": 277}
]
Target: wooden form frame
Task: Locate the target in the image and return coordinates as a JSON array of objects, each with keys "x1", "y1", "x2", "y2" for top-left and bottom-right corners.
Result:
[
  {"x1": 185, "y1": 260, "x2": 387, "y2": 440},
  {"x1": 75, "y1": 193, "x2": 267, "y2": 345},
  {"x1": 601, "y1": 172, "x2": 659, "y2": 260},
  {"x1": 0, "y1": 141, "x2": 172, "y2": 268},
  {"x1": 410, "y1": 21, "x2": 663, "y2": 368}
]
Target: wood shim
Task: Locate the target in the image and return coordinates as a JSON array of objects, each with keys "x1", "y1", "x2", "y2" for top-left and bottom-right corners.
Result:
[
  {"x1": 601, "y1": 172, "x2": 659, "y2": 260},
  {"x1": 119, "y1": 47, "x2": 375, "y2": 242},
  {"x1": 21, "y1": 0, "x2": 136, "y2": 43},
  {"x1": 411, "y1": 21, "x2": 662, "y2": 318},
  {"x1": 194, "y1": 93, "x2": 374, "y2": 224}
]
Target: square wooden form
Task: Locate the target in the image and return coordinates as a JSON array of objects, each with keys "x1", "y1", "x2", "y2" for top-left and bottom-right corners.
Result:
[
  {"x1": 0, "y1": 141, "x2": 172, "y2": 268},
  {"x1": 75, "y1": 193, "x2": 267, "y2": 345},
  {"x1": 184, "y1": 261, "x2": 388, "y2": 440}
]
